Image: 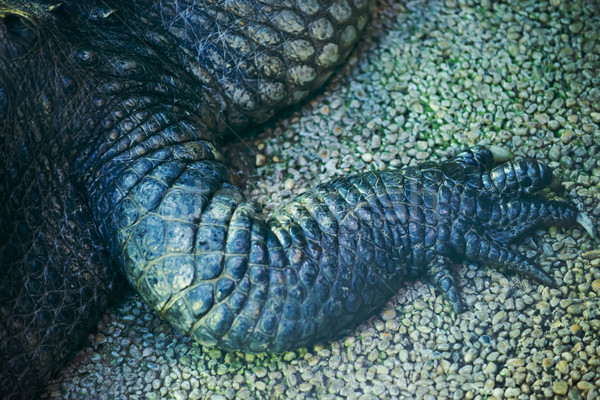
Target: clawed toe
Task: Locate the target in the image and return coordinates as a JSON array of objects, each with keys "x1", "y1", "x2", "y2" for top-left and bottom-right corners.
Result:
[
  {"x1": 424, "y1": 147, "x2": 591, "y2": 312},
  {"x1": 427, "y1": 255, "x2": 464, "y2": 313},
  {"x1": 577, "y1": 212, "x2": 597, "y2": 238}
]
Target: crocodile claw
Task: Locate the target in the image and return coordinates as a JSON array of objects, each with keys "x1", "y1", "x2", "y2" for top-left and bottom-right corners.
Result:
[{"x1": 577, "y1": 212, "x2": 597, "y2": 238}]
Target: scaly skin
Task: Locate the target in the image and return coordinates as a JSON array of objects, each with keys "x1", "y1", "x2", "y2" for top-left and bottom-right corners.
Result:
[{"x1": 0, "y1": 1, "x2": 595, "y2": 399}]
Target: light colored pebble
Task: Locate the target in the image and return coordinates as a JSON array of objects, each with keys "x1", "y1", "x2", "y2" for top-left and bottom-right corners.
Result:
[{"x1": 553, "y1": 381, "x2": 568, "y2": 395}]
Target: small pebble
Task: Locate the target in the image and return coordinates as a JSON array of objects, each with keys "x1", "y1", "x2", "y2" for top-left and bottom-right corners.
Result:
[
  {"x1": 553, "y1": 381, "x2": 568, "y2": 395},
  {"x1": 284, "y1": 178, "x2": 295, "y2": 190},
  {"x1": 255, "y1": 153, "x2": 267, "y2": 166}
]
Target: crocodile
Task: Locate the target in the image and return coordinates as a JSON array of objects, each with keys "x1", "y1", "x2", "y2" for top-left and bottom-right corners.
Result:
[{"x1": 0, "y1": 1, "x2": 596, "y2": 399}]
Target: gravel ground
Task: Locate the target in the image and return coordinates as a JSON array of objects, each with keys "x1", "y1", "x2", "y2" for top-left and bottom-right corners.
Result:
[{"x1": 46, "y1": 0, "x2": 600, "y2": 399}]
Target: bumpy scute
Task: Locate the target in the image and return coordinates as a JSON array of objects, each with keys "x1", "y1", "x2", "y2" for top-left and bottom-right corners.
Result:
[{"x1": 1, "y1": 1, "x2": 374, "y2": 398}]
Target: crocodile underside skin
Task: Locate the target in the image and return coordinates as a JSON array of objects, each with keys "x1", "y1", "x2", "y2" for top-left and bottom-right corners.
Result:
[{"x1": 0, "y1": 1, "x2": 593, "y2": 399}]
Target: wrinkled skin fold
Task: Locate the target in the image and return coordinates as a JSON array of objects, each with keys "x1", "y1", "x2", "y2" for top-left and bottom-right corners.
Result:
[{"x1": 0, "y1": 1, "x2": 595, "y2": 399}]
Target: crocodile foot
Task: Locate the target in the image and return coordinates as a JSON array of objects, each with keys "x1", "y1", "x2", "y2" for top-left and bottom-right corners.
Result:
[{"x1": 425, "y1": 146, "x2": 596, "y2": 313}]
